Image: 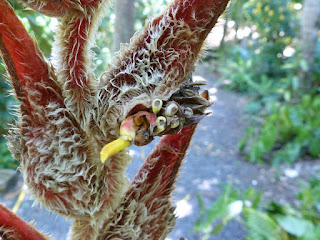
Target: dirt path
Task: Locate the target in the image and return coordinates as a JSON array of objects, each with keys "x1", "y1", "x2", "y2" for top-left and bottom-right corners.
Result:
[
  {"x1": 1, "y1": 63, "x2": 320, "y2": 240},
  {"x1": 166, "y1": 63, "x2": 320, "y2": 240}
]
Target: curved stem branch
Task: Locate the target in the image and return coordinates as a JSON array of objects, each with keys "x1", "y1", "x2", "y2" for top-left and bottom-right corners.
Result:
[
  {"x1": 18, "y1": 0, "x2": 104, "y2": 17},
  {"x1": 0, "y1": 0, "x2": 63, "y2": 118},
  {"x1": 0, "y1": 203, "x2": 48, "y2": 240},
  {"x1": 98, "y1": 125, "x2": 197, "y2": 239},
  {"x1": 52, "y1": 0, "x2": 109, "y2": 125}
]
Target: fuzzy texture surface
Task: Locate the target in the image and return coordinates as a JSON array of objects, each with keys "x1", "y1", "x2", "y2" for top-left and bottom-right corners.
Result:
[
  {"x1": 0, "y1": 204, "x2": 48, "y2": 240},
  {"x1": 0, "y1": 0, "x2": 230, "y2": 239}
]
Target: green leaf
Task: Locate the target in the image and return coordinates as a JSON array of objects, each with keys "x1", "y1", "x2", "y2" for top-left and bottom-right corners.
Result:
[
  {"x1": 304, "y1": 225, "x2": 320, "y2": 240},
  {"x1": 204, "y1": 185, "x2": 237, "y2": 228},
  {"x1": 245, "y1": 101, "x2": 262, "y2": 114},
  {"x1": 249, "y1": 144, "x2": 263, "y2": 163},
  {"x1": 275, "y1": 215, "x2": 314, "y2": 237},
  {"x1": 284, "y1": 91, "x2": 291, "y2": 102},
  {"x1": 252, "y1": 191, "x2": 263, "y2": 209},
  {"x1": 238, "y1": 127, "x2": 254, "y2": 152},
  {"x1": 193, "y1": 194, "x2": 207, "y2": 231},
  {"x1": 291, "y1": 76, "x2": 299, "y2": 91},
  {"x1": 311, "y1": 96, "x2": 320, "y2": 109},
  {"x1": 288, "y1": 107, "x2": 303, "y2": 127},
  {"x1": 244, "y1": 208, "x2": 287, "y2": 240},
  {"x1": 211, "y1": 221, "x2": 226, "y2": 234},
  {"x1": 272, "y1": 142, "x2": 301, "y2": 165},
  {"x1": 260, "y1": 123, "x2": 277, "y2": 152},
  {"x1": 308, "y1": 138, "x2": 320, "y2": 157},
  {"x1": 299, "y1": 59, "x2": 309, "y2": 72},
  {"x1": 301, "y1": 95, "x2": 311, "y2": 108},
  {"x1": 193, "y1": 184, "x2": 239, "y2": 233}
]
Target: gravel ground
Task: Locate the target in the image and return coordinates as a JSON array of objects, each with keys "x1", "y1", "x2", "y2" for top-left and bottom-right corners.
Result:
[{"x1": 1, "y1": 63, "x2": 320, "y2": 240}]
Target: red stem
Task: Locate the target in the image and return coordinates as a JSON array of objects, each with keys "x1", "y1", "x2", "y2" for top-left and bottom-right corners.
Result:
[
  {"x1": 52, "y1": 0, "x2": 106, "y2": 118},
  {"x1": 99, "y1": 125, "x2": 197, "y2": 239},
  {"x1": 132, "y1": 125, "x2": 197, "y2": 198},
  {"x1": 0, "y1": 0, "x2": 63, "y2": 115},
  {"x1": 101, "y1": 0, "x2": 230, "y2": 92},
  {"x1": 0, "y1": 204, "x2": 48, "y2": 240},
  {"x1": 18, "y1": 0, "x2": 103, "y2": 17}
]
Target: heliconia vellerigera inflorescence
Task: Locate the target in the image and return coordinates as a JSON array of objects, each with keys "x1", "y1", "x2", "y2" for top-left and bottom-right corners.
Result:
[{"x1": 0, "y1": 0, "x2": 229, "y2": 239}]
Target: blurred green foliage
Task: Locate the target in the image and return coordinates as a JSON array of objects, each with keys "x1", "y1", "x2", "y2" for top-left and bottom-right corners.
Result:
[
  {"x1": 0, "y1": 64, "x2": 19, "y2": 169},
  {"x1": 7, "y1": 0, "x2": 54, "y2": 57},
  {"x1": 220, "y1": 0, "x2": 302, "y2": 95},
  {"x1": 94, "y1": 0, "x2": 170, "y2": 74},
  {"x1": 0, "y1": 0, "x2": 54, "y2": 169},
  {"x1": 193, "y1": 184, "x2": 262, "y2": 239},
  {"x1": 135, "y1": 0, "x2": 170, "y2": 29},
  {"x1": 194, "y1": 1, "x2": 320, "y2": 238},
  {"x1": 212, "y1": 0, "x2": 320, "y2": 164},
  {"x1": 194, "y1": 177, "x2": 320, "y2": 240},
  {"x1": 239, "y1": 95, "x2": 320, "y2": 165}
]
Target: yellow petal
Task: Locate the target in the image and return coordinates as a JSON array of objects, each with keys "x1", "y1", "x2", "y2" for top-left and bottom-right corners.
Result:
[
  {"x1": 156, "y1": 116, "x2": 167, "y2": 126},
  {"x1": 100, "y1": 138, "x2": 131, "y2": 163},
  {"x1": 165, "y1": 102, "x2": 178, "y2": 117},
  {"x1": 170, "y1": 116, "x2": 180, "y2": 129},
  {"x1": 152, "y1": 99, "x2": 163, "y2": 114}
]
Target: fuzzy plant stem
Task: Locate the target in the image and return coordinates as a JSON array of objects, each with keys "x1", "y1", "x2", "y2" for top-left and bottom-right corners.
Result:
[{"x1": 0, "y1": 204, "x2": 48, "y2": 240}]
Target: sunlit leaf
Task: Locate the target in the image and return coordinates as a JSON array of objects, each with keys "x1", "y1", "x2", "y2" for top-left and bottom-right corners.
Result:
[{"x1": 275, "y1": 215, "x2": 314, "y2": 237}]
